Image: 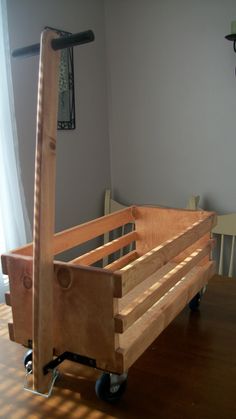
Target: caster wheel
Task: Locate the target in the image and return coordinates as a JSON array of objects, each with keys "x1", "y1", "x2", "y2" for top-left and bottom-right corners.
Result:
[
  {"x1": 23, "y1": 349, "x2": 33, "y2": 374},
  {"x1": 189, "y1": 292, "x2": 201, "y2": 311},
  {"x1": 95, "y1": 372, "x2": 127, "y2": 403}
]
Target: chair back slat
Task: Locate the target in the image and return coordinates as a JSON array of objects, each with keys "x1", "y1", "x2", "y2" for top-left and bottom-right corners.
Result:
[
  {"x1": 218, "y1": 234, "x2": 224, "y2": 275},
  {"x1": 228, "y1": 235, "x2": 235, "y2": 277}
]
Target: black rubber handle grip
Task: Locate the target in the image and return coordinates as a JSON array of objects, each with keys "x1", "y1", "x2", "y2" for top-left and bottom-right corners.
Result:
[
  {"x1": 12, "y1": 29, "x2": 95, "y2": 58},
  {"x1": 51, "y1": 30, "x2": 94, "y2": 50}
]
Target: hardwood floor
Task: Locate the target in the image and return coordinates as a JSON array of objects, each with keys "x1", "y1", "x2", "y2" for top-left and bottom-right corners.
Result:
[{"x1": 0, "y1": 275, "x2": 235, "y2": 419}]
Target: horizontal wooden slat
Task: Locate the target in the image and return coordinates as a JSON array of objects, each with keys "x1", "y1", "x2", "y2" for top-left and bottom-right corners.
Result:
[
  {"x1": 1, "y1": 254, "x2": 8, "y2": 274},
  {"x1": 11, "y1": 206, "x2": 135, "y2": 257},
  {"x1": 5, "y1": 292, "x2": 11, "y2": 307},
  {"x1": 105, "y1": 251, "x2": 139, "y2": 272},
  {"x1": 118, "y1": 261, "x2": 216, "y2": 372},
  {"x1": 71, "y1": 231, "x2": 138, "y2": 266},
  {"x1": 115, "y1": 239, "x2": 214, "y2": 333},
  {"x1": 8, "y1": 323, "x2": 15, "y2": 342},
  {"x1": 117, "y1": 213, "x2": 216, "y2": 296}
]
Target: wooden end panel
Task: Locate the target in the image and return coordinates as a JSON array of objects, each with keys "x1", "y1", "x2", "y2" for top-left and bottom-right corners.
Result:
[
  {"x1": 3, "y1": 255, "x2": 118, "y2": 369},
  {"x1": 53, "y1": 263, "x2": 117, "y2": 369},
  {"x1": 115, "y1": 239, "x2": 215, "y2": 333},
  {"x1": 119, "y1": 213, "x2": 216, "y2": 296},
  {"x1": 120, "y1": 261, "x2": 216, "y2": 371},
  {"x1": 3, "y1": 254, "x2": 33, "y2": 346},
  {"x1": 96, "y1": 349, "x2": 125, "y2": 374},
  {"x1": 134, "y1": 206, "x2": 216, "y2": 254}
]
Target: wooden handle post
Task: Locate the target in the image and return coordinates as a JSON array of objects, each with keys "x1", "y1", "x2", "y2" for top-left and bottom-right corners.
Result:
[{"x1": 32, "y1": 29, "x2": 60, "y2": 393}]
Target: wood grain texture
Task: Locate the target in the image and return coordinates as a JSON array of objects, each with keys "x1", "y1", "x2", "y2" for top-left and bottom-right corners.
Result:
[
  {"x1": 104, "y1": 251, "x2": 139, "y2": 272},
  {"x1": 133, "y1": 206, "x2": 215, "y2": 254},
  {"x1": 53, "y1": 263, "x2": 117, "y2": 371},
  {"x1": 11, "y1": 206, "x2": 136, "y2": 257},
  {"x1": 3, "y1": 254, "x2": 33, "y2": 345},
  {"x1": 70, "y1": 231, "x2": 137, "y2": 266},
  {"x1": 115, "y1": 239, "x2": 215, "y2": 333},
  {"x1": 119, "y1": 261, "x2": 216, "y2": 371},
  {"x1": 117, "y1": 212, "x2": 216, "y2": 296},
  {"x1": 3, "y1": 255, "x2": 118, "y2": 371},
  {"x1": 32, "y1": 29, "x2": 61, "y2": 393}
]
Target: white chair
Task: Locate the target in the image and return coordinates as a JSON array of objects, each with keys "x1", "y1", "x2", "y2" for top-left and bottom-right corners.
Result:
[
  {"x1": 212, "y1": 214, "x2": 236, "y2": 277},
  {"x1": 185, "y1": 194, "x2": 236, "y2": 277},
  {"x1": 186, "y1": 195, "x2": 200, "y2": 210}
]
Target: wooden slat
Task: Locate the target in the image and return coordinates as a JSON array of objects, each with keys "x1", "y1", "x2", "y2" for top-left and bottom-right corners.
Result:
[
  {"x1": 105, "y1": 250, "x2": 139, "y2": 272},
  {"x1": 53, "y1": 207, "x2": 135, "y2": 255},
  {"x1": 5, "y1": 292, "x2": 11, "y2": 307},
  {"x1": 219, "y1": 234, "x2": 224, "y2": 275},
  {"x1": 116, "y1": 214, "x2": 216, "y2": 297},
  {"x1": 11, "y1": 207, "x2": 135, "y2": 257},
  {"x1": 32, "y1": 29, "x2": 61, "y2": 394},
  {"x1": 115, "y1": 239, "x2": 214, "y2": 333},
  {"x1": 2, "y1": 253, "x2": 33, "y2": 346},
  {"x1": 118, "y1": 261, "x2": 216, "y2": 372},
  {"x1": 71, "y1": 231, "x2": 137, "y2": 266},
  {"x1": 8, "y1": 323, "x2": 15, "y2": 341},
  {"x1": 228, "y1": 235, "x2": 235, "y2": 277},
  {"x1": 1, "y1": 254, "x2": 8, "y2": 274}
]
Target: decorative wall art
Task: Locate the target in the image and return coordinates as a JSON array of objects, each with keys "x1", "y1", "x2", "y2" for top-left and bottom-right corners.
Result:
[{"x1": 45, "y1": 26, "x2": 76, "y2": 130}]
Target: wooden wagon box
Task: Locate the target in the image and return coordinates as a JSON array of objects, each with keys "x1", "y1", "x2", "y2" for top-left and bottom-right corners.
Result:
[{"x1": 2, "y1": 205, "x2": 216, "y2": 375}]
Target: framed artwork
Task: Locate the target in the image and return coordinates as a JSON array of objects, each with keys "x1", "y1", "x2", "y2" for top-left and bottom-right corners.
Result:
[{"x1": 45, "y1": 26, "x2": 76, "y2": 130}]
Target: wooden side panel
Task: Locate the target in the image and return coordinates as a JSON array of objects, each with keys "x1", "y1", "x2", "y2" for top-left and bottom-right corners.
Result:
[
  {"x1": 70, "y1": 231, "x2": 137, "y2": 266},
  {"x1": 11, "y1": 207, "x2": 135, "y2": 257},
  {"x1": 115, "y1": 239, "x2": 214, "y2": 333},
  {"x1": 119, "y1": 261, "x2": 216, "y2": 371},
  {"x1": 117, "y1": 213, "x2": 216, "y2": 296}
]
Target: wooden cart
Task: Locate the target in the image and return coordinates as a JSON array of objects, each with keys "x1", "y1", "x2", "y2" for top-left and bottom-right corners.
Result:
[{"x1": 1, "y1": 29, "x2": 216, "y2": 402}]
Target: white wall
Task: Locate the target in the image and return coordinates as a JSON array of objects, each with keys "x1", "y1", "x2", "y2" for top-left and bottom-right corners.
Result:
[
  {"x1": 7, "y1": 0, "x2": 111, "y2": 239},
  {"x1": 105, "y1": 0, "x2": 236, "y2": 213}
]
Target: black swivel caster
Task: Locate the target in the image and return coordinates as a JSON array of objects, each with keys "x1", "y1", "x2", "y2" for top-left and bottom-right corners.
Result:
[
  {"x1": 189, "y1": 292, "x2": 201, "y2": 311},
  {"x1": 23, "y1": 349, "x2": 33, "y2": 374},
  {"x1": 189, "y1": 286, "x2": 206, "y2": 311},
  {"x1": 95, "y1": 372, "x2": 128, "y2": 403}
]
